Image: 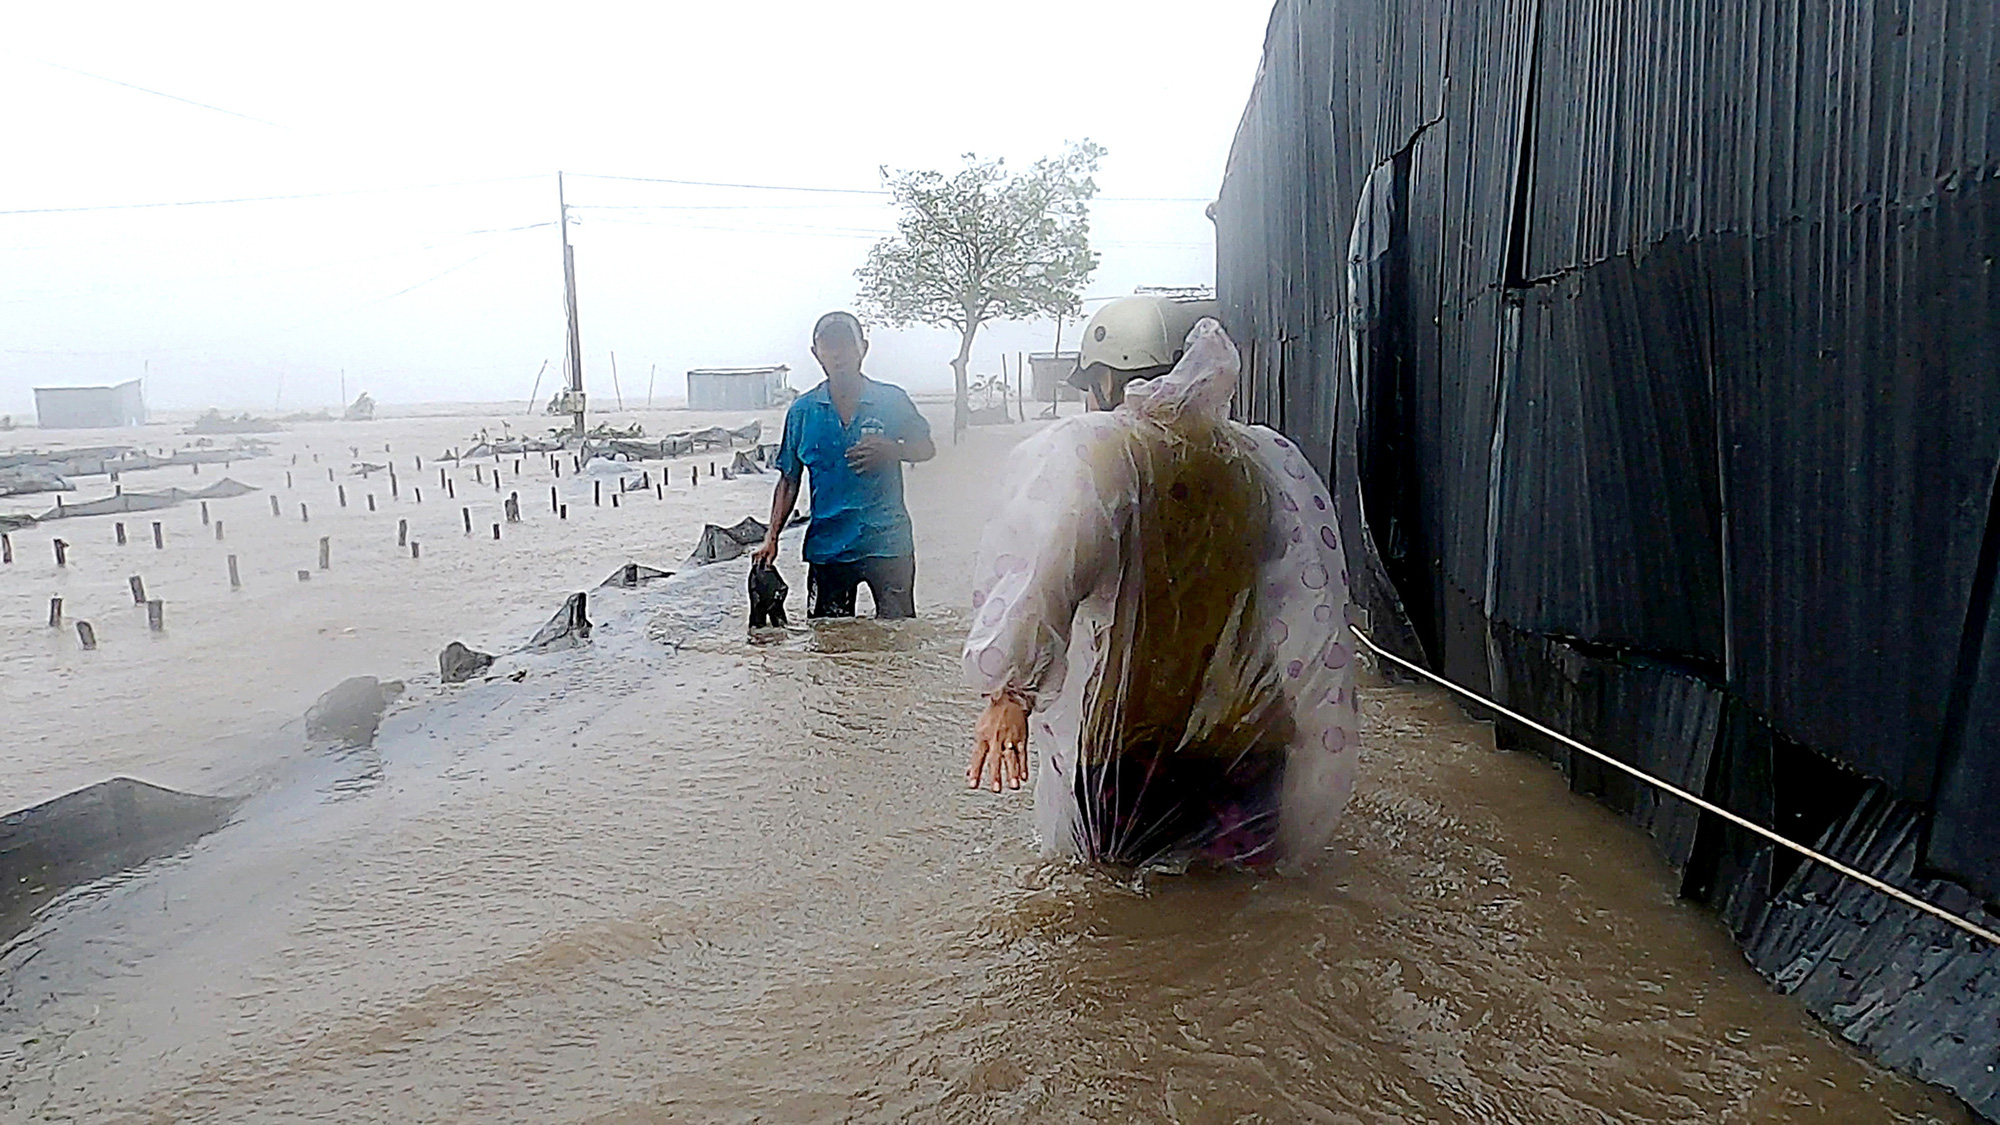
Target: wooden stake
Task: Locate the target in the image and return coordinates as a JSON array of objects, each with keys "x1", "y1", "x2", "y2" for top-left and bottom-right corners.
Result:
[
  {"x1": 411, "y1": 541, "x2": 420, "y2": 559},
  {"x1": 367, "y1": 494, "x2": 376, "y2": 512},
  {"x1": 214, "y1": 520, "x2": 225, "y2": 541},
  {"x1": 146, "y1": 599, "x2": 163, "y2": 632},
  {"x1": 551, "y1": 485, "x2": 559, "y2": 512},
  {"x1": 447, "y1": 479, "x2": 455, "y2": 499},
  {"x1": 48, "y1": 596, "x2": 61, "y2": 627},
  {"x1": 200, "y1": 501, "x2": 210, "y2": 525},
  {"x1": 560, "y1": 504, "x2": 568, "y2": 520},
  {"x1": 298, "y1": 569, "x2": 312, "y2": 582},
  {"x1": 76, "y1": 621, "x2": 96, "y2": 650},
  {"x1": 462, "y1": 507, "x2": 472, "y2": 534},
  {"x1": 492, "y1": 523, "x2": 501, "y2": 540},
  {"x1": 1, "y1": 532, "x2": 11, "y2": 563},
  {"x1": 398, "y1": 518, "x2": 408, "y2": 546},
  {"x1": 301, "y1": 503, "x2": 310, "y2": 522},
  {"x1": 53, "y1": 539, "x2": 67, "y2": 566},
  {"x1": 270, "y1": 495, "x2": 281, "y2": 516},
  {"x1": 318, "y1": 536, "x2": 331, "y2": 570},
  {"x1": 594, "y1": 480, "x2": 601, "y2": 506},
  {"x1": 130, "y1": 575, "x2": 146, "y2": 604},
  {"x1": 338, "y1": 485, "x2": 347, "y2": 507},
  {"x1": 286, "y1": 471, "x2": 293, "y2": 488},
  {"x1": 228, "y1": 555, "x2": 240, "y2": 588},
  {"x1": 151, "y1": 522, "x2": 163, "y2": 549},
  {"x1": 611, "y1": 492, "x2": 620, "y2": 509}
]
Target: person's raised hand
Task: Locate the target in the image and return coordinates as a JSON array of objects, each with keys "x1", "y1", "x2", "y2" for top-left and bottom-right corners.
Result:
[
  {"x1": 969, "y1": 693, "x2": 1029, "y2": 792},
  {"x1": 845, "y1": 435, "x2": 899, "y2": 474}
]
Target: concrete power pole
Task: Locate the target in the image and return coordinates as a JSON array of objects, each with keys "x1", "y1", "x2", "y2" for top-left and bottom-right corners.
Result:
[{"x1": 559, "y1": 172, "x2": 586, "y2": 438}]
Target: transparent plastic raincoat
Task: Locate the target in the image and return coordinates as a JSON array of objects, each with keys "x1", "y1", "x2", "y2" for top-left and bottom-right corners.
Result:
[{"x1": 964, "y1": 319, "x2": 1360, "y2": 869}]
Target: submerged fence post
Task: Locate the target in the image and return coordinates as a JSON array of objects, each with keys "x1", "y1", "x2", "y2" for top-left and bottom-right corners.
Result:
[
  {"x1": 397, "y1": 518, "x2": 408, "y2": 547},
  {"x1": 115, "y1": 523, "x2": 127, "y2": 545},
  {"x1": 228, "y1": 554, "x2": 240, "y2": 589},
  {"x1": 594, "y1": 480, "x2": 601, "y2": 506},
  {"x1": 129, "y1": 575, "x2": 146, "y2": 604},
  {"x1": 2, "y1": 532, "x2": 11, "y2": 563},
  {"x1": 300, "y1": 502, "x2": 310, "y2": 523},
  {"x1": 462, "y1": 507, "x2": 472, "y2": 534},
  {"x1": 447, "y1": 479, "x2": 455, "y2": 499},
  {"x1": 146, "y1": 599, "x2": 163, "y2": 632},
  {"x1": 270, "y1": 495, "x2": 282, "y2": 517},
  {"x1": 215, "y1": 520, "x2": 225, "y2": 540},
  {"x1": 410, "y1": 541, "x2": 420, "y2": 559},
  {"x1": 318, "y1": 536, "x2": 331, "y2": 570},
  {"x1": 492, "y1": 523, "x2": 501, "y2": 540},
  {"x1": 367, "y1": 494, "x2": 376, "y2": 512},
  {"x1": 286, "y1": 471, "x2": 294, "y2": 488},
  {"x1": 48, "y1": 596, "x2": 61, "y2": 627},
  {"x1": 53, "y1": 539, "x2": 67, "y2": 567},
  {"x1": 76, "y1": 620, "x2": 96, "y2": 650},
  {"x1": 151, "y1": 522, "x2": 163, "y2": 549},
  {"x1": 551, "y1": 485, "x2": 559, "y2": 513},
  {"x1": 338, "y1": 485, "x2": 347, "y2": 508},
  {"x1": 201, "y1": 501, "x2": 210, "y2": 525}
]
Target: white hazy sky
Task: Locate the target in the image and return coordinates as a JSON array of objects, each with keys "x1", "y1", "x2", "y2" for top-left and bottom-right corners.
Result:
[{"x1": 1, "y1": 2, "x2": 1275, "y2": 415}]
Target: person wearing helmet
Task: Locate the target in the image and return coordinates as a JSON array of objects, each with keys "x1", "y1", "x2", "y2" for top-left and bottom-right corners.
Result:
[
  {"x1": 961, "y1": 317, "x2": 1360, "y2": 870},
  {"x1": 1065, "y1": 294, "x2": 1219, "y2": 410}
]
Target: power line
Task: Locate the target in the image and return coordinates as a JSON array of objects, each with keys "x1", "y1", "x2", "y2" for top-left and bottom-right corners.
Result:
[
  {"x1": 42, "y1": 61, "x2": 288, "y2": 129},
  {"x1": 567, "y1": 171, "x2": 888, "y2": 195},
  {"x1": 0, "y1": 175, "x2": 546, "y2": 217}
]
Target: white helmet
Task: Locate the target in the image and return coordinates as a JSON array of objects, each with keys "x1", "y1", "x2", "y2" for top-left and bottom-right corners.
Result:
[{"x1": 1070, "y1": 295, "x2": 1220, "y2": 393}]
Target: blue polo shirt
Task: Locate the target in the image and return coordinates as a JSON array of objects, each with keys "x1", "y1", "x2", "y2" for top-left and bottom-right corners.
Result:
[{"x1": 775, "y1": 375, "x2": 930, "y2": 565}]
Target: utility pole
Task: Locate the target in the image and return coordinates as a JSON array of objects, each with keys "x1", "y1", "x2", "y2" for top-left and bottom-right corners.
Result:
[{"x1": 559, "y1": 172, "x2": 586, "y2": 437}]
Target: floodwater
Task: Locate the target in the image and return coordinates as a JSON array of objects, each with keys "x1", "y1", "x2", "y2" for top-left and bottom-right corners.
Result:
[{"x1": 0, "y1": 405, "x2": 1971, "y2": 1122}]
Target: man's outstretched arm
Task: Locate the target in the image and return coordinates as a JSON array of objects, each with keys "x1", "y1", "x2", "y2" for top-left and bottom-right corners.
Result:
[{"x1": 752, "y1": 472, "x2": 801, "y2": 566}]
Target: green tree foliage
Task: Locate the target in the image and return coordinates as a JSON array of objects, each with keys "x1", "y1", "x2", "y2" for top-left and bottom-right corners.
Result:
[{"x1": 856, "y1": 141, "x2": 1103, "y2": 435}]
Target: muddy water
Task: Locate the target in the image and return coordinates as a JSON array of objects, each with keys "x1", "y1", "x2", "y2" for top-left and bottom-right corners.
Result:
[{"x1": 0, "y1": 409, "x2": 1970, "y2": 1122}]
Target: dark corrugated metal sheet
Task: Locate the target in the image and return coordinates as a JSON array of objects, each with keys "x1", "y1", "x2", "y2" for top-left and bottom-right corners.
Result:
[{"x1": 1217, "y1": 0, "x2": 2000, "y2": 1113}]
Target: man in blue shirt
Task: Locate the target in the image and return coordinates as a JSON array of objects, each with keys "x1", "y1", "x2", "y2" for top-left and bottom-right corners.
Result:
[{"x1": 752, "y1": 311, "x2": 936, "y2": 618}]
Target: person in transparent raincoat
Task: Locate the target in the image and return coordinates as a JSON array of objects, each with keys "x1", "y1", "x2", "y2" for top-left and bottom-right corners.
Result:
[{"x1": 962, "y1": 318, "x2": 1360, "y2": 869}]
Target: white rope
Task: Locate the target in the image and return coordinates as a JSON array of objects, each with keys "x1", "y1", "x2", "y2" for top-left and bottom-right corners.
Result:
[{"x1": 1350, "y1": 626, "x2": 2000, "y2": 949}]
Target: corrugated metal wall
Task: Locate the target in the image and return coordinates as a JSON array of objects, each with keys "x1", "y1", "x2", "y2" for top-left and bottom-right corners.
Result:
[{"x1": 1216, "y1": 0, "x2": 2000, "y2": 1111}]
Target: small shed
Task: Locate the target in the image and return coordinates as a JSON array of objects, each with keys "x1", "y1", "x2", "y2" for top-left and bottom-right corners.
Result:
[
  {"x1": 34, "y1": 380, "x2": 147, "y2": 429},
  {"x1": 1028, "y1": 352, "x2": 1083, "y2": 403},
  {"x1": 686, "y1": 366, "x2": 790, "y2": 412}
]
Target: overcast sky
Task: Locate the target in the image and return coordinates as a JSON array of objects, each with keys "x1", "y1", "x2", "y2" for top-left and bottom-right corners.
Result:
[{"x1": 2, "y1": 2, "x2": 1274, "y2": 414}]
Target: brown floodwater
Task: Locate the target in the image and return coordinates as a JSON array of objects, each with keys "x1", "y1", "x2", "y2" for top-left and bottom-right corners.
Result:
[{"x1": 0, "y1": 408, "x2": 1970, "y2": 1123}]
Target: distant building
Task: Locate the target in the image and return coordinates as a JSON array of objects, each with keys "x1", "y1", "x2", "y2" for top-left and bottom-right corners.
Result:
[
  {"x1": 686, "y1": 366, "x2": 790, "y2": 412},
  {"x1": 1028, "y1": 352, "x2": 1083, "y2": 403},
  {"x1": 34, "y1": 380, "x2": 147, "y2": 429}
]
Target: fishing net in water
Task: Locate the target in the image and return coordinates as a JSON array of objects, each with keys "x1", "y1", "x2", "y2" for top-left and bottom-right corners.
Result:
[{"x1": 964, "y1": 319, "x2": 1360, "y2": 870}]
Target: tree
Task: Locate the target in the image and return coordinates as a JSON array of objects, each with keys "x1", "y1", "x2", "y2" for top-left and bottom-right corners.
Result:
[{"x1": 856, "y1": 141, "x2": 1103, "y2": 436}]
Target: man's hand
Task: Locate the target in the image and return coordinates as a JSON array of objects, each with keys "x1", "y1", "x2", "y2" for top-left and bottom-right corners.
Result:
[
  {"x1": 750, "y1": 533, "x2": 780, "y2": 568},
  {"x1": 969, "y1": 694, "x2": 1030, "y2": 792},
  {"x1": 845, "y1": 434, "x2": 901, "y2": 474}
]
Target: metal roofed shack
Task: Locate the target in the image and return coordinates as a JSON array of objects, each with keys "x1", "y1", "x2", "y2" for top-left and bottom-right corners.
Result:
[
  {"x1": 33, "y1": 380, "x2": 147, "y2": 429},
  {"x1": 685, "y1": 366, "x2": 791, "y2": 412}
]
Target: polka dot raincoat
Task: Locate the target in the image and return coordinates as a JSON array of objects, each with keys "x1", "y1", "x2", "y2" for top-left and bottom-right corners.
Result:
[{"x1": 963, "y1": 319, "x2": 1360, "y2": 869}]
